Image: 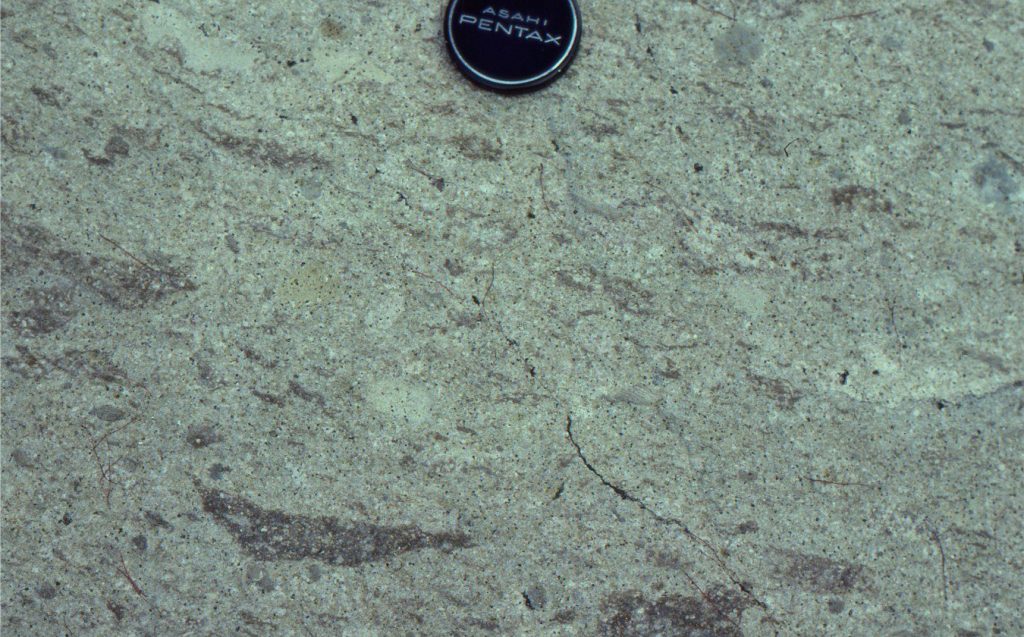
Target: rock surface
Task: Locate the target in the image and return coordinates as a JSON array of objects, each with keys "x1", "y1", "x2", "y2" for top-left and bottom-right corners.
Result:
[{"x1": 2, "y1": 1, "x2": 1021, "y2": 635}]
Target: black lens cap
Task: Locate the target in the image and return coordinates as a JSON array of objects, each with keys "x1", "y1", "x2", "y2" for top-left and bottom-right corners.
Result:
[{"x1": 444, "y1": 0, "x2": 582, "y2": 92}]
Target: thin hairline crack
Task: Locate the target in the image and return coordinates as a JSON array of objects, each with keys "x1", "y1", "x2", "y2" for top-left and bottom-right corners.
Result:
[{"x1": 563, "y1": 413, "x2": 770, "y2": 615}]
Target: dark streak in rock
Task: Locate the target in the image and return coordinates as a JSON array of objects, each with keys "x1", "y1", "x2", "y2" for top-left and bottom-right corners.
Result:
[
  {"x1": 83, "y1": 149, "x2": 112, "y2": 166},
  {"x1": 91, "y1": 405, "x2": 127, "y2": 422},
  {"x1": 775, "y1": 548, "x2": 865, "y2": 594},
  {"x1": 553, "y1": 266, "x2": 653, "y2": 315},
  {"x1": 754, "y1": 221, "x2": 808, "y2": 239},
  {"x1": 144, "y1": 511, "x2": 172, "y2": 529},
  {"x1": 2, "y1": 216, "x2": 196, "y2": 310},
  {"x1": 813, "y1": 227, "x2": 848, "y2": 240},
  {"x1": 6, "y1": 283, "x2": 77, "y2": 336},
  {"x1": 600, "y1": 588, "x2": 751, "y2": 637},
  {"x1": 449, "y1": 134, "x2": 503, "y2": 162},
  {"x1": 746, "y1": 372, "x2": 802, "y2": 409},
  {"x1": 195, "y1": 482, "x2": 473, "y2": 565},
  {"x1": 30, "y1": 85, "x2": 64, "y2": 108},
  {"x1": 105, "y1": 599, "x2": 126, "y2": 621},
  {"x1": 196, "y1": 124, "x2": 329, "y2": 169},
  {"x1": 830, "y1": 185, "x2": 893, "y2": 214},
  {"x1": 288, "y1": 380, "x2": 327, "y2": 409},
  {"x1": 252, "y1": 389, "x2": 286, "y2": 406},
  {"x1": 3, "y1": 344, "x2": 132, "y2": 386}
]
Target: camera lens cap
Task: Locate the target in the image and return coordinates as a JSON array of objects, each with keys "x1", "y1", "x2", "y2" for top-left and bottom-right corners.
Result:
[{"x1": 443, "y1": 0, "x2": 582, "y2": 92}]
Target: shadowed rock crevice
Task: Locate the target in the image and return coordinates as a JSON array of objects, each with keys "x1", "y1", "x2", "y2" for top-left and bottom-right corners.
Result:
[{"x1": 196, "y1": 483, "x2": 472, "y2": 565}]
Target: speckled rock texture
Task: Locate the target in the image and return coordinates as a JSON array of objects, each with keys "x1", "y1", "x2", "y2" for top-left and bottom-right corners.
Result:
[{"x1": 2, "y1": 1, "x2": 1022, "y2": 635}]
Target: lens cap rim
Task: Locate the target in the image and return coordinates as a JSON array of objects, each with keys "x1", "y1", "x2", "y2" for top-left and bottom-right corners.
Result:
[{"x1": 443, "y1": 0, "x2": 582, "y2": 93}]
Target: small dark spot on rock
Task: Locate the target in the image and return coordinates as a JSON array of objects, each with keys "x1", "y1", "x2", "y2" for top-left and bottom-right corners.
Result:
[
  {"x1": 736, "y1": 520, "x2": 758, "y2": 534},
  {"x1": 522, "y1": 585, "x2": 546, "y2": 610},
  {"x1": 552, "y1": 609, "x2": 576, "y2": 623},
  {"x1": 208, "y1": 463, "x2": 231, "y2": 480},
  {"x1": 144, "y1": 510, "x2": 171, "y2": 529},
  {"x1": 186, "y1": 424, "x2": 222, "y2": 449},
  {"x1": 693, "y1": 163, "x2": 704, "y2": 173},
  {"x1": 522, "y1": 591, "x2": 535, "y2": 609},
  {"x1": 106, "y1": 599, "x2": 126, "y2": 621},
  {"x1": 132, "y1": 534, "x2": 148, "y2": 551},
  {"x1": 61, "y1": 512, "x2": 72, "y2": 525},
  {"x1": 827, "y1": 597, "x2": 845, "y2": 613},
  {"x1": 194, "y1": 357, "x2": 216, "y2": 384},
  {"x1": 444, "y1": 258, "x2": 464, "y2": 277},
  {"x1": 104, "y1": 136, "x2": 129, "y2": 158},
  {"x1": 11, "y1": 448, "x2": 35, "y2": 468},
  {"x1": 320, "y1": 18, "x2": 344, "y2": 40},
  {"x1": 36, "y1": 583, "x2": 58, "y2": 600}
]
